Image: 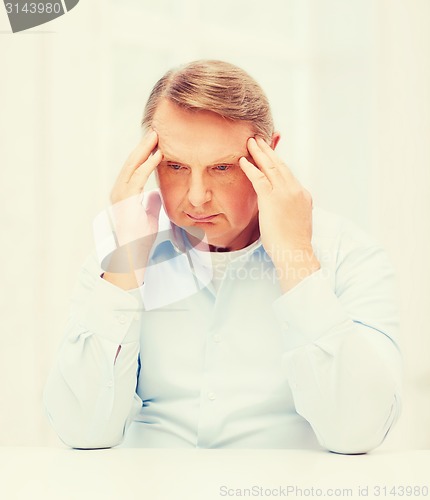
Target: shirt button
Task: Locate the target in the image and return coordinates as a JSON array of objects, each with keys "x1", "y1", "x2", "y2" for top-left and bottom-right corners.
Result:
[
  {"x1": 213, "y1": 334, "x2": 221, "y2": 343},
  {"x1": 118, "y1": 314, "x2": 127, "y2": 325},
  {"x1": 208, "y1": 392, "x2": 216, "y2": 401},
  {"x1": 107, "y1": 380, "x2": 113, "y2": 388},
  {"x1": 283, "y1": 321, "x2": 289, "y2": 330}
]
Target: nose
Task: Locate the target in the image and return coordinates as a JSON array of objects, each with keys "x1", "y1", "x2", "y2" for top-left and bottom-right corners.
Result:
[{"x1": 187, "y1": 171, "x2": 211, "y2": 207}]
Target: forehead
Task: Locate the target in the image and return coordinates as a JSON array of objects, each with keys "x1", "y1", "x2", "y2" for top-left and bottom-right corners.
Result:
[{"x1": 152, "y1": 99, "x2": 254, "y2": 164}]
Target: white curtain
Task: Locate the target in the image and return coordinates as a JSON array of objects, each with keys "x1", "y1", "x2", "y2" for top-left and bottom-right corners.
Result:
[{"x1": 0, "y1": 0, "x2": 428, "y2": 447}]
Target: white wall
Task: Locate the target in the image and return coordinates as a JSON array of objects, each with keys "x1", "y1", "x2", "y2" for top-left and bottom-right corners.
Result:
[
  {"x1": 0, "y1": 0, "x2": 428, "y2": 448},
  {"x1": 371, "y1": 0, "x2": 430, "y2": 448}
]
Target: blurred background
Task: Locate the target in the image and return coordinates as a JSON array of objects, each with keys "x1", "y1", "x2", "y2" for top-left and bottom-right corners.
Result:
[{"x1": 0, "y1": 0, "x2": 429, "y2": 448}]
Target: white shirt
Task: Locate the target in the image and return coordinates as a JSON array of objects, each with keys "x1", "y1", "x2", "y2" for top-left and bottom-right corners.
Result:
[
  {"x1": 44, "y1": 192, "x2": 401, "y2": 453},
  {"x1": 193, "y1": 238, "x2": 261, "y2": 291}
]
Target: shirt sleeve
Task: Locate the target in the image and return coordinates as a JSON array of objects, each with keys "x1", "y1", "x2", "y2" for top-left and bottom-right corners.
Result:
[
  {"x1": 43, "y1": 254, "x2": 143, "y2": 449},
  {"x1": 272, "y1": 219, "x2": 402, "y2": 454}
]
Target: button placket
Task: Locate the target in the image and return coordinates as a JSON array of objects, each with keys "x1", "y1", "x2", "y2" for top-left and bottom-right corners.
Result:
[
  {"x1": 207, "y1": 392, "x2": 216, "y2": 401},
  {"x1": 117, "y1": 313, "x2": 127, "y2": 325}
]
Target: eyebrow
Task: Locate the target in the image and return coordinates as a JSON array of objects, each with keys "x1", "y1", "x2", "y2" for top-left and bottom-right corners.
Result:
[{"x1": 162, "y1": 153, "x2": 248, "y2": 167}]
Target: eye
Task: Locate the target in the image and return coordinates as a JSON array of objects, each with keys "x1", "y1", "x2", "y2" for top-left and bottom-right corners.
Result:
[
  {"x1": 214, "y1": 165, "x2": 230, "y2": 172},
  {"x1": 168, "y1": 163, "x2": 183, "y2": 171}
]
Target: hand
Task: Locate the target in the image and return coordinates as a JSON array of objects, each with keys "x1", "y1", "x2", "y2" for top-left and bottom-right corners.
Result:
[
  {"x1": 103, "y1": 130, "x2": 163, "y2": 288},
  {"x1": 239, "y1": 136, "x2": 320, "y2": 292},
  {"x1": 110, "y1": 129, "x2": 162, "y2": 206}
]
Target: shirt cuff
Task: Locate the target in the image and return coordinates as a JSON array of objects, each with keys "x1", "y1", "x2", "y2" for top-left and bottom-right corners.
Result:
[
  {"x1": 80, "y1": 276, "x2": 142, "y2": 345},
  {"x1": 272, "y1": 269, "x2": 350, "y2": 351}
]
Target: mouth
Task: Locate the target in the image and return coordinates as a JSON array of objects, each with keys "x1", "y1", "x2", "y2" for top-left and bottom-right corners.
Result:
[{"x1": 185, "y1": 212, "x2": 219, "y2": 222}]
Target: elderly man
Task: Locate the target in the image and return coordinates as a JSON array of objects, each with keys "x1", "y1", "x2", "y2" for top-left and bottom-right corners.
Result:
[{"x1": 44, "y1": 60, "x2": 401, "y2": 453}]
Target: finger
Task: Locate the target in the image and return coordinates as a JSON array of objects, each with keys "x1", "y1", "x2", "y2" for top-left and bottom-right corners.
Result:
[
  {"x1": 254, "y1": 136, "x2": 296, "y2": 183},
  {"x1": 246, "y1": 137, "x2": 283, "y2": 186},
  {"x1": 111, "y1": 149, "x2": 163, "y2": 204},
  {"x1": 132, "y1": 149, "x2": 163, "y2": 187},
  {"x1": 254, "y1": 136, "x2": 280, "y2": 163},
  {"x1": 118, "y1": 129, "x2": 159, "y2": 183},
  {"x1": 239, "y1": 156, "x2": 272, "y2": 197}
]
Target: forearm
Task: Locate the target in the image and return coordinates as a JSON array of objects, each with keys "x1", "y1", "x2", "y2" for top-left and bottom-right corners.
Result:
[
  {"x1": 44, "y1": 255, "x2": 143, "y2": 448},
  {"x1": 44, "y1": 331, "x2": 140, "y2": 449},
  {"x1": 103, "y1": 271, "x2": 141, "y2": 290},
  {"x1": 283, "y1": 325, "x2": 400, "y2": 454},
  {"x1": 272, "y1": 246, "x2": 321, "y2": 293},
  {"x1": 102, "y1": 241, "x2": 151, "y2": 290},
  {"x1": 274, "y1": 269, "x2": 401, "y2": 454}
]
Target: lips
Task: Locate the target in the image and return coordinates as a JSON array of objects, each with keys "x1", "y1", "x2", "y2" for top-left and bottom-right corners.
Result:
[{"x1": 185, "y1": 213, "x2": 219, "y2": 222}]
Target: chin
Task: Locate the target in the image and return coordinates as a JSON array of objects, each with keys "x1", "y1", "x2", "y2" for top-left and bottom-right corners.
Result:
[{"x1": 182, "y1": 225, "x2": 228, "y2": 247}]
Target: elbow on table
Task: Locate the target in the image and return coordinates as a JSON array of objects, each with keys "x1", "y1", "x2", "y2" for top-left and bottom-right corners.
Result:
[
  {"x1": 319, "y1": 419, "x2": 396, "y2": 455},
  {"x1": 57, "y1": 428, "x2": 125, "y2": 450},
  {"x1": 45, "y1": 410, "x2": 125, "y2": 450},
  {"x1": 317, "y1": 392, "x2": 401, "y2": 455},
  {"x1": 323, "y1": 435, "x2": 385, "y2": 455},
  {"x1": 44, "y1": 391, "x2": 129, "y2": 450}
]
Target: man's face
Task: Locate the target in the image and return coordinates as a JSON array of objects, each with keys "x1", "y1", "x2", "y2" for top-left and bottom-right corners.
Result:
[{"x1": 152, "y1": 99, "x2": 260, "y2": 251}]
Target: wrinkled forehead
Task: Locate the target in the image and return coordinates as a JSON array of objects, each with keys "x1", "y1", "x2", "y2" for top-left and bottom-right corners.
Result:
[{"x1": 152, "y1": 99, "x2": 254, "y2": 165}]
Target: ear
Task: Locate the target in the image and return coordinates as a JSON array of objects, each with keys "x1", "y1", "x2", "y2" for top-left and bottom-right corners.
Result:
[{"x1": 270, "y1": 132, "x2": 281, "y2": 150}]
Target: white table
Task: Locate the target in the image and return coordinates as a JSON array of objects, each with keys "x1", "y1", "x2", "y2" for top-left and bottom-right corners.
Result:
[{"x1": 0, "y1": 447, "x2": 429, "y2": 499}]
